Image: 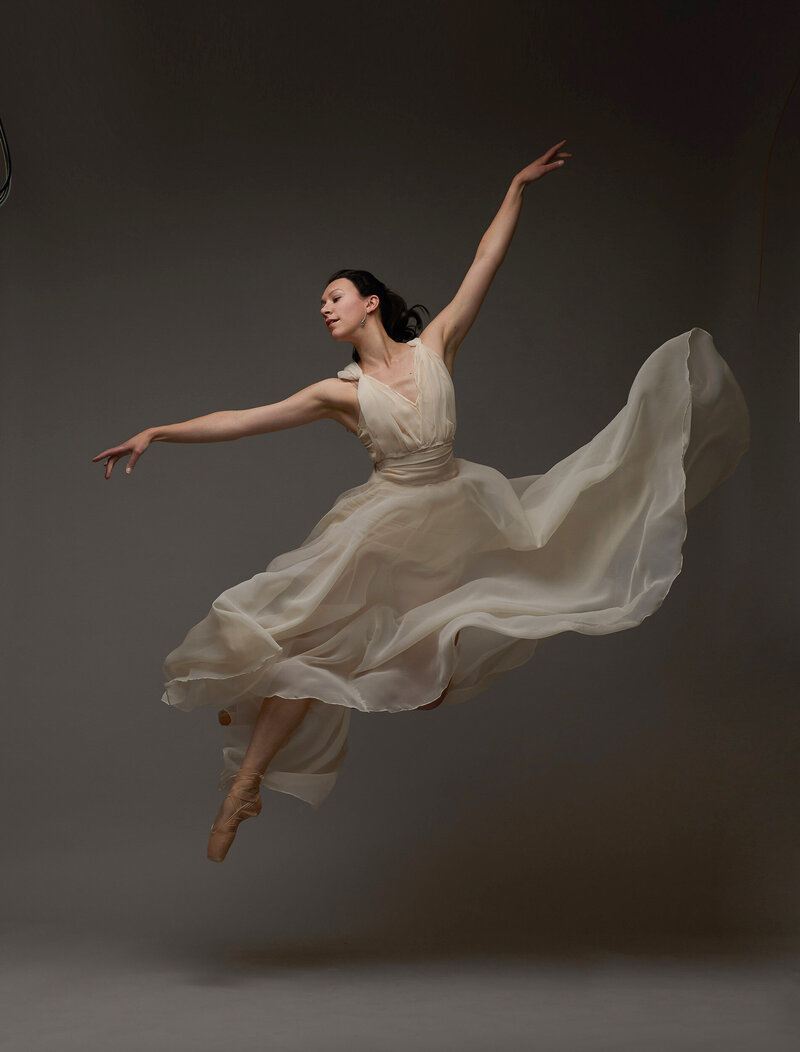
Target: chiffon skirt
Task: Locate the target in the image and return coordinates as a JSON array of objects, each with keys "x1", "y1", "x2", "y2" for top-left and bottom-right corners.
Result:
[{"x1": 161, "y1": 328, "x2": 749, "y2": 807}]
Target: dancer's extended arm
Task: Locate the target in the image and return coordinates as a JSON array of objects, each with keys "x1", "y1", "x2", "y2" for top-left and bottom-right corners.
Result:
[
  {"x1": 425, "y1": 139, "x2": 572, "y2": 371},
  {"x1": 91, "y1": 378, "x2": 352, "y2": 479}
]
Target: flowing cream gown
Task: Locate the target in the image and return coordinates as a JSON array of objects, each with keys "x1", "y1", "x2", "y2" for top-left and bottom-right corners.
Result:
[{"x1": 161, "y1": 330, "x2": 749, "y2": 808}]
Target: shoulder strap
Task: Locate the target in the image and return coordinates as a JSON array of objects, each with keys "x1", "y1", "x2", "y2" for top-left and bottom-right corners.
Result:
[{"x1": 337, "y1": 362, "x2": 362, "y2": 381}]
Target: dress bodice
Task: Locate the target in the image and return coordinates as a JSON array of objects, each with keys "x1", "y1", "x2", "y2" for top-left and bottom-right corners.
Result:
[{"x1": 337, "y1": 338, "x2": 458, "y2": 485}]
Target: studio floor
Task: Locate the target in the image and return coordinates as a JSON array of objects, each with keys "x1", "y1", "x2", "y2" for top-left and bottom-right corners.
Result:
[{"x1": 4, "y1": 922, "x2": 797, "y2": 1051}]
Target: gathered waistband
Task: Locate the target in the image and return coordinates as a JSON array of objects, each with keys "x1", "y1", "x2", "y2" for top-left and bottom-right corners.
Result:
[{"x1": 374, "y1": 442, "x2": 459, "y2": 485}]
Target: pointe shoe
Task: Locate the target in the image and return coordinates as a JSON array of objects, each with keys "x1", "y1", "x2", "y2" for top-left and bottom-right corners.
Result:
[{"x1": 207, "y1": 766, "x2": 264, "y2": 863}]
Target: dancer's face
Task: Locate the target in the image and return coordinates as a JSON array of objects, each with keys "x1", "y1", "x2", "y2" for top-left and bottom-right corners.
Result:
[{"x1": 320, "y1": 278, "x2": 373, "y2": 341}]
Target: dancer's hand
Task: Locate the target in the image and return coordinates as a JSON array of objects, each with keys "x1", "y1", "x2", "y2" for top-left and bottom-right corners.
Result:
[
  {"x1": 91, "y1": 429, "x2": 153, "y2": 479},
  {"x1": 515, "y1": 140, "x2": 572, "y2": 185}
]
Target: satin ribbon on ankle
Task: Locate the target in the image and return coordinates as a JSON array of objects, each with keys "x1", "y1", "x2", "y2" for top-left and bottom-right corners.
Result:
[{"x1": 232, "y1": 766, "x2": 264, "y2": 782}]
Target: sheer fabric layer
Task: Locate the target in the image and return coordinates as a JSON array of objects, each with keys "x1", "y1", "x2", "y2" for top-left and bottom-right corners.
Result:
[{"x1": 161, "y1": 330, "x2": 749, "y2": 808}]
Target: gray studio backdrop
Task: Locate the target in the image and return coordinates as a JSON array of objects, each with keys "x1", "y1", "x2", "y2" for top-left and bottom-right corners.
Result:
[{"x1": 1, "y1": 0, "x2": 797, "y2": 955}]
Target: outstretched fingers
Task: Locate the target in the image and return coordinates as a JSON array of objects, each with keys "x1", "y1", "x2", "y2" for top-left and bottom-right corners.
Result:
[
  {"x1": 91, "y1": 445, "x2": 128, "y2": 479},
  {"x1": 545, "y1": 138, "x2": 572, "y2": 169},
  {"x1": 545, "y1": 138, "x2": 568, "y2": 159},
  {"x1": 517, "y1": 141, "x2": 573, "y2": 185}
]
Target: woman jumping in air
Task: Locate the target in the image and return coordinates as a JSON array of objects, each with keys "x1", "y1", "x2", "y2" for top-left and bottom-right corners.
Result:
[{"x1": 92, "y1": 140, "x2": 749, "y2": 862}]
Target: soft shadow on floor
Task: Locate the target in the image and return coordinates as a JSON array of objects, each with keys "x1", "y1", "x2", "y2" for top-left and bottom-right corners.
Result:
[{"x1": 156, "y1": 930, "x2": 800, "y2": 988}]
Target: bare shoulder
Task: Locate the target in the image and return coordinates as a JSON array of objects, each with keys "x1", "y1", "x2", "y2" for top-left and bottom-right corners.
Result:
[
  {"x1": 313, "y1": 375, "x2": 357, "y2": 407},
  {"x1": 314, "y1": 375, "x2": 360, "y2": 436}
]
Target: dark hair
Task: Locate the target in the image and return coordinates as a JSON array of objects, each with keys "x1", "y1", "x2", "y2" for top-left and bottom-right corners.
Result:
[{"x1": 325, "y1": 269, "x2": 430, "y2": 363}]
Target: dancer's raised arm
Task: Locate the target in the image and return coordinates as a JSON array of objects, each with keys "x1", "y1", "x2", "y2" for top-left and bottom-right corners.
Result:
[
  {"x1": 424, "y1": 140, "x2": 571, "y2": 370},
  {"x1": 91, "y1": 377, "x2": 353, "y2": 479}
]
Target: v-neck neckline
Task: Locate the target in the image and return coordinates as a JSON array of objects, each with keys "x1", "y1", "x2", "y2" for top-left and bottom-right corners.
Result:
[{"x1": 359, "y1": 339, "x2": 421, "y2": 409}]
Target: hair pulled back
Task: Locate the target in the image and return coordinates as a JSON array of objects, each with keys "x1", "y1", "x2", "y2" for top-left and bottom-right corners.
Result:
[{"x1": 325, "y1": 269, "x2": 430, "y2": 363}]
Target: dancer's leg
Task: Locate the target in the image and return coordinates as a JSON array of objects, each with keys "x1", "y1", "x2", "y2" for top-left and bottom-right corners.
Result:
[
  {"x1": 208, "y1": 696, "x2": 312, "y2": 860},
  {"x1": 240, "y1": 695, "x2": 313, "y2": 775}
]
